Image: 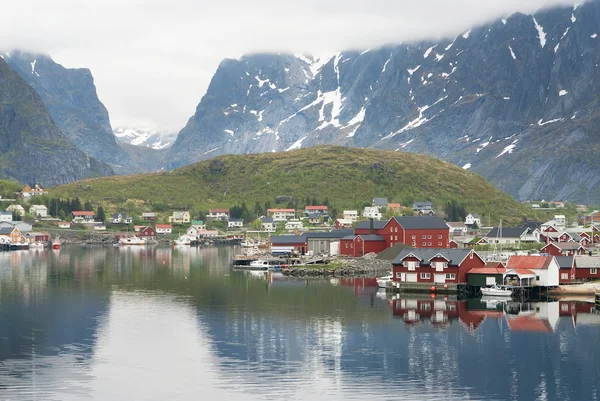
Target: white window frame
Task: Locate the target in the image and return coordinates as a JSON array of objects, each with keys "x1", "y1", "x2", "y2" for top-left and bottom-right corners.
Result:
[
  {"x1": 445, "y1": 273, "x2": 456, "y2": 280},
  {"x1": 592, "y1": 268, "x2": 598, "y2": 275},
  {"x1": 420, "y1": 273, "x2": 430, "y2": 279},
  {"x1": 396, "y1": 272, "x2": 402, "y2": 279}
]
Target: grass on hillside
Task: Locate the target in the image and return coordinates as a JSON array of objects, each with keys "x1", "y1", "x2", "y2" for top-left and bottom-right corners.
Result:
[{"x1": 52, "y1": 146, "x2": 538, "y2": 226}]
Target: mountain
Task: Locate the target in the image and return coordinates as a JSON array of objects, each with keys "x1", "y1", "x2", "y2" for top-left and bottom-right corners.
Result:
[
  {"x1": 0, "y1": 58, "x2": 114, "y2": 186},
  {"x1": 167, "y1": 1, "x2": 600, "y2": 203},
  {"x1": 53, "y1": 146, "x2": 537, "y2": 226},
  {"x1": 114, "y1": 127, "x2": 177, "y2": 150},
  {"x1": 2, "y1": 51, "x2": 135, "y2": 173}
]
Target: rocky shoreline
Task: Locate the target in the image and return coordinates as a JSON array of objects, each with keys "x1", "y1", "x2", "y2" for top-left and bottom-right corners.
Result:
[{"x1": 282, "y1": 256, "x2": 392, "y2": 277}]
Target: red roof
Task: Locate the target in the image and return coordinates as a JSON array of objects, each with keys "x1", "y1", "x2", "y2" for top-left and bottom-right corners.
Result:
[
  {"x1": 506, "y1": 316, "x2": 554, "y2": 332},
  {"x1": 506, "y1": 256, "x2": 553, "y2": 270},
  {"x1": 156, "y1": 224, "x2": 172, "y2": 229},
  {"x1": 268, "y1": 208, "x2": 295, "y2": 213},
  {"x1": 72, "y1": 211, "x2": 95, "y2": 216},
  {"x1": 468, "y1": 267, "x2": 507, "y2": 275},
  {"x1": 305, "y1": 205, "x2": 328, "y2": 210},
  {"x1": 388, "y1": 203, "x2": 402, "y2": 209}
]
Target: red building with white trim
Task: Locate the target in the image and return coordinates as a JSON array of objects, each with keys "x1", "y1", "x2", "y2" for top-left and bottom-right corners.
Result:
[
  {"x1": 340, "y1": 234, "x2": 386, "y2": 257},
  {"x1": 391, "y1": 248, "x2": 485, "y2": 285},
  {"x1": 541, "y1": 242, "x2": 586, "y2": 256},
  {"x1": 574, "y1": 255, "x2": 600, "y2": 280}
]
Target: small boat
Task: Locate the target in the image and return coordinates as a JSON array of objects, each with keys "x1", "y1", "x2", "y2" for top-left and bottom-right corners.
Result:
[
  {"x1": 376, "y1": 272, "x2": 394, "y2": 288},
  {"x1": 174, "y1": 236, "x2": 191, "y2": 246},
  {"x1": 112, "y1": 242, "x2": 122, "y2": 247},
  {"x1": 52, "y1": 236, "x2": 61, "y2": 250},
  {"x1": 481, "y1": 283, "x2": 512, "y2": 297},
  {"x1": 29, "y1": 242, "x2": 44, "y2": 249},
  {"x1": 119, "y1": 236, "x2": 146, "y2": 246}
]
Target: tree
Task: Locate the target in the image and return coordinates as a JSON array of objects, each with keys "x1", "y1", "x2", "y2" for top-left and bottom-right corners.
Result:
[
  {"x1": 97, "y1": 206, "x2": 106, "y2": 223},
  {"x1": 253, "y1": 201, "x2": 263, "y2": 218},
  {"x1": 471, "y1": 221, "x2": 479, "y2": 230},
  {"x1": 251, "y1": 218, "x2": 263, "y2": 230},
  {"x1": 84, "y1": 200, "x2": 93, "y2": 211}
]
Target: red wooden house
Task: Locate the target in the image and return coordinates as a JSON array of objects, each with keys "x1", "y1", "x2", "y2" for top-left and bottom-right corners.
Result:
[
  {"x1": 332, "y1": 219, "x2": 353, "y2": 229},
  {"x1": 449, "y1": 239, "x2": 460, "y2": 248},
  {"x1": 555, "y1": 256, "x2": 575, "y2": 283},
  {"x1": 391, "y1": 248, "x2": 485, "y2": 285},
  {"x1": 340, "y1": 234, "x2": 386, "y2": 257},
  {"x1": 574, "y1": 255, "x2": 600, "y2": 280},
  {"x1": 136, "y1": 226, "x2": 156, "y2": 240},
  {"x1": 541, "y1": 242, "x2": 586, "y2": 256}
]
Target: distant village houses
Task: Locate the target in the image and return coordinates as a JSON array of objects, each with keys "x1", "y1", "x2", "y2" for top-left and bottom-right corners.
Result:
[
  {"x1": 29, "y1": 205, "x2": 48, "y2": 218},
  {"x1": 207, "y1": 209, "x2": 230, "y2": 221},
  {"x1": 18, "y1": 184, "x2": 48, "y2": 199},
  {"x1": 169, "y1": 211, "x2": 191, "y2": 224}
]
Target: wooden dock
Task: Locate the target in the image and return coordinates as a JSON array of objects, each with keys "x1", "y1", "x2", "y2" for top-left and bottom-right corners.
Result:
[
  {"x1": 389, "y1": 281, "x2": 459, "y2": 294},
  {"x1": 596, "y1": 293, "x2": 600, "y2": 308}
]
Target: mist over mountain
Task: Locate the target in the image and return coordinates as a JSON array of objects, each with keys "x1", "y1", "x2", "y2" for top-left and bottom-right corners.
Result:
[{"x1": 166, "y1": 1, "x2": 600, "y2": 203}]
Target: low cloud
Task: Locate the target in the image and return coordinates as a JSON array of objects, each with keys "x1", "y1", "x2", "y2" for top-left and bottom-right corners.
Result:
[{"x1": 0, "y1": 0, "x2": 578, "y2": 130}]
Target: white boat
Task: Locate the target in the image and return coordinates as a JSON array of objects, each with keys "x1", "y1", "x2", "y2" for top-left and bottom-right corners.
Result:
[
  {"x1": 249, "y1": 259, "x2": 272, "y2": 270},
  {"x1": 481, "y1": 284, "x2": 512, "y2": 297},
  {"x1": 174, "y1": 236, "x2": 191, "y2": 246},
  {"x1": 29, "y1": 242, "x2": 44, "y2": 249},
  {"x1": 376, "y1": 272, "x2": 394, "y2": 288},
  {"x1": 119, "y1": 236, "x2": 146, "y2": 246},
  {"x1": 241, "y1": 240, "x2": 265, "y2": 248}
]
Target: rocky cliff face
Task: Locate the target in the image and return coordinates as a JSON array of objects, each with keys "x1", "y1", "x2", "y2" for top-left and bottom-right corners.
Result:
[
  {"x1": 167, "y1": 1, "x2": 600, "y2": 203},
  {"x1": 2, "y1": 51, "x2": 134, "y2": 173},
  {"x1": 0, "y1": 58, "x2": 114, "y2": 186}
]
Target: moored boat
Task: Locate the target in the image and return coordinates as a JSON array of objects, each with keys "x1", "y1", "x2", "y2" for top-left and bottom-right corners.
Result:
[
  {"x1": 376, "y1": 272, "x2": 394, "y2": 288},
  {"x1": 52, "y1": 236, "x2": 61, "y2": 250},
  {"x1": 29, "y1": 242, "x2": 44, "y2": 249},
  {"x1": 174, "y1": 235, "x2": 192, "y2": 246},
  {"x1": 481, "y1": 283, "x2": 512, "y2": 297},
  {"x1": 119, "y1": 236, "x2": 146, "y2": 246}
]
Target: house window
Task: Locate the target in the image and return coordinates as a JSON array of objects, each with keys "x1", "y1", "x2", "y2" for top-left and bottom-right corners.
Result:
[
  {"x1": 390, "y1": 235, "x2": 393, "y2": 240},
  {"x1": 561, "y1": 304, "x2": 569, "y2": 312},
  {"x1": 422, "y1": 242, "x2": 427, "y2": 246},
  {"x1": 407, "y1": 262, "x2": 417, "y2": 271},
  {"x1": 561, "y1": 273, "x2": 569, "y2": 280},
  {"x1": 412, "y1": 235, "x2": 416, "y2": 239},
  {"x1": 422, "y1": 235, "x2": 426, "y2": 239},
  {"x1": 412, "y1": 242, "x2": 416, "y2": 246},
  {"x1": 395, "y1": 235, "x2": 398, "y2": 240},
  {"x1": 420, "y1": 273, "x2": 431, "y2": 279},
  {"x1": 396, "y1": 272, "x2": 402, "y2": 279},
  {"x1": 438, "y1": 242, "x2": 442, "y2": 246},
  {"x1": 350, "y1": 244, "x2": 353, "y2": 248},
  {"x1": 447, "y1": 304, "x2": 456, "y2": 311},
  {"x1": 390, "y1": 227, "x2": 393, "y2": 232},
  {"x1": 592, "y1": 268, "x2": 598, "y2": 275},
  {"x1": 438, "y1": 235, "x2": 442, "y2": 239},
  {"x1": 536, "y1": 275, "x2": 540, "y2": 281},
  {"x1": 420, "y1": 303, "x2": 431, "y2": 311},
  {"x1": 345, "y1": 244, "x2": 348, "y2": 248},
  {"x1": 445, "y1": 274, "x2": 456, "y2": 280},
  {"x1": 428, "y1": 242, "x2": 432, "y2": 246},
  {"x1": 428, "y1": 235, "x2": 432, "y2": 239}
]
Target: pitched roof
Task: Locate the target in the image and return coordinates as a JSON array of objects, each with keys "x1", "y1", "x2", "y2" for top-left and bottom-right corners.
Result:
[
  {"x1": 506, "y1": 316, "x2": 554, "y2": 333},
  {"x1": 270, "y1": 235, "x2": 307, "y2": 245},
  {"x1": 357, "y1": 234, "x2": 386, "y2": 241},
  {"x1": 468, "y1": 213, "x2": 481, "y2": 218},
  {"x1": 355, "y1": 220, "x2": 388, "y2": 230},
  {"x1": 156, "y1": 224, "x2": 172, "y2": 229},
  {"x1": 305, "y1": 205, "x2": 328, "y2": 210},
  {"x1": 305, "y1": 229, "x2": 353, "y2": 239},
  {"x1": 0, "y1": 211, "x2": 12, "y2": 216},
  {"x1": 261, "y1": 217, "x2": 274, "y2": 223},
  {"x1": 543, "y1": 242, "x2": 584, "y2": 251},
  {"x1": 372, "y1": 198, "x2": 388, "y2": 206},
  {"x1": 506, "y1": 256, "x2": 554, "y2": 270},
  {"x1": 555, "y1": 256, "x2": 574, "y2": 269},
  {"x1": 267, "y1": 208, "x2": 295, "y2": 213},
  {"x1": 485, "y1": 227, "x2": 530, "y2": 238},
  {"x1": 413, "y1": 201, "x2": 433, "y2": 208},
  {"x1": 392, "y1": 248, "x2": 475, "y2": 265},
  {"x1": 228, "y1": 218, "x2": 243, "y2": 222},
  {"x1": 447, "y1": 222, "x2": 467, "y2": 228},
  {"x1": 72, "y1": 211, "x2": 94, "y2": 216},
  {"x1": 467, "y1": 267, "x2": 507, "y2": 275},
  {"x1": 565, "y1": 232, "x2": 582, "y2": 241},
  {"x1": 574, "y1": 256, "x2": 600, "y2": 268},
  {"x1": 0, "y1": 227, "x2": 15, "y2": 235},
  {"x1": 393, "y1": 216, "x2": 449, "y2": 230}
]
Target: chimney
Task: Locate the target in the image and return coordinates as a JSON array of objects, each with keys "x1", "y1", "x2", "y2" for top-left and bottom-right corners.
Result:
[{"x1": 370, "y1": 218, "x2": 374, "y2": 235}]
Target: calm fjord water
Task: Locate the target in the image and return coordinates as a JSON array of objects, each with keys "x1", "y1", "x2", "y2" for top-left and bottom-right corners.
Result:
[{"x1": 0, "y1": 246, "x2": 599, "y2": 401}]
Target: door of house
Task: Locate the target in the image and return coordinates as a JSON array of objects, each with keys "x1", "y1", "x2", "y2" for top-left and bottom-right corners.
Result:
[
  {"x1": 486, "y1": 277, "x2": 496, "y2": 286},
  {"x1": 406, "y1": 273, "x2": 417, "y2": 283},
  {"x1": 434, "y1": 274, "x2": 446, "y2": 284}
]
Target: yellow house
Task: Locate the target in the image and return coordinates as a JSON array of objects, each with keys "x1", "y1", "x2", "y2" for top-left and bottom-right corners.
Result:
[
  {"x1": 0, "y1": 226, "x2": 25, "y2": 243},
  {"x1": 169, "y1": 211, "x2": 191, "y2": 224}
]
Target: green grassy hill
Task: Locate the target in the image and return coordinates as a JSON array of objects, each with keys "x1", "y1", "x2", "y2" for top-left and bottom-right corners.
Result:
[{"x1": 52, "y1": 146, "x2": 537, "y2": 225}]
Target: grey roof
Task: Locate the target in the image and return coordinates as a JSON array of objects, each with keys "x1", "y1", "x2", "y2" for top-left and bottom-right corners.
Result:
[
  {"x1": 392, "y1": 248, "x2": 474, "y2": 265},
  {"x1": 0, "y1": 227, "x2": 15, "y2": 235},
  {"x1": 413, "y1": 201, "x2": 433, "y2": 208},
  {"x1": 547, "y1": 242, "x2": 584, "y2": 250},
  {"x1": 112, "y1": 213, "x2": 120, "y2": 219},
  {"x1": 485, "y1": 227, "x2": 531, "y2": 238},
  {"x1": 555, "y1": 256, "x2": 574, "y2": 269},
  {"x1": 358, "y1": 234, "x2": 385, "y2": 241},
  {"x1": 305, "y1": 229, "x2": 353, "y2": 239},
  {"x1": 393, "y1": 216, "x2": 449, "y2": 230},
  {"x1": 261, "y1": 218, "x2": 274, "y2": 223},
  {"x1": 372, "y1": 198, "x2": 388, "y2": 206},
  {"x1": 566, "y1": 232, "x2": 582, "y2": 241},
  {"x1": 270, "y1": 235, "x2": 306, "y2": 244},
  {"x1": 574, "y1": 256, "x2": 600, "y2": 268},
  {"x1": 228, "y1": 218, "x2": 243, "y2": 222},
  {"x1": 306, "y1": 213, "x2": 322, "y2": 219},
  {"x1": 0, "y1": 211, "x2": 12, "y2": 216},
  {"x1": 469, "y1": 213, "x2": 481, "y2": 218},
  {"x1": 355, "y1": 220, "x2": 388, "y2": 230}
]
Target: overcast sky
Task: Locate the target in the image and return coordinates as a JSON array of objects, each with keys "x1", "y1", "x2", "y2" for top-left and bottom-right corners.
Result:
[{"x1": 0, "y1": 0, "x2": 578, "y2": 131}]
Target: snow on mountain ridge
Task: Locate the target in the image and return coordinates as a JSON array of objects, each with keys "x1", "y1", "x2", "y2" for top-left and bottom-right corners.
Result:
[{"x1": 114, "y1": 127, "x2": 177, "y2": 150}]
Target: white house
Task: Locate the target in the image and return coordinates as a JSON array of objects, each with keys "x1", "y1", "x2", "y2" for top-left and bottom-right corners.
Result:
[
  {"x1": 0, "y1": 211, "x2": 12, "y2": 223},
  {"x1": 156, "y1": 224, "x2": 173, "y2": 234},
  {"x1": 285, "y1": 220, "x2": 303, "y2": 230},
  {"x1": 363, "y1": 206, "x2": 382, "y2": 220},
  {"x1": 29, "y1": 205, "x2": 48, "y2": 218},
  {"x1": 343, "y1": 210, "x2": 359, "y2": 222},
  {"x1": 553, "y1": 215, "x2": 566, "y2": 228},
  {"x1": 483, "y1": 227, "x2": 538, "y2": 245},
  {"x1": 261, "y1": 218, "x2": 276, "y2": 232},
  {"x1": 268, "y1": 208, "x2": 296, "y2": 221},
  {"x1": 446, "y1": 222, "x2": 468, "y2": 236},
  {"x1": 111, "y1": 212, "x2": 133, "y2": 224},
  {"x1": 228, "y1": 218, "x2": 244, "y2": 228},
  {"x1": 465, "y1": 213, "x2": 482, "y2": 227},
  {"x1": 7, "y1": 205, "x2": 25, "y2": 217},
  {"x1": 505, "y1": 255, "x2": 559, "y2": 287},
  {"x1": 207, "y1": 209, "x2": 230, "y2": 221}
]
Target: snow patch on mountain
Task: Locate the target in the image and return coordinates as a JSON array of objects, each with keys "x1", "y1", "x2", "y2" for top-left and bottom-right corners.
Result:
[{"x1": 114, "y1": 127, "x2": 178, "y2": 150}]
